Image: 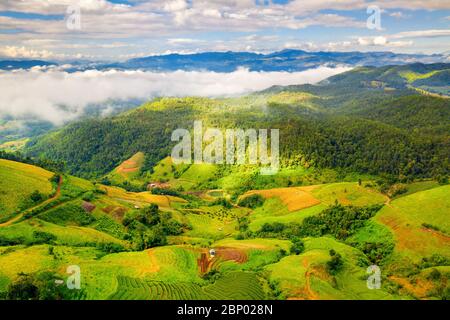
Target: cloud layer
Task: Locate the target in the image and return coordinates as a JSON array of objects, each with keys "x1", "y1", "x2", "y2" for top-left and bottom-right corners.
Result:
[
  {"x1": 0, "y1": 66, "x2": 351, "y2": 124},
  {"x1": 0, "y1": 1, "x2": 449, "y2": 59}
]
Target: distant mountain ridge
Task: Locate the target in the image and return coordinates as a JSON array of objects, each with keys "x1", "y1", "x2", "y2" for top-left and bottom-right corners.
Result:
[
  {"x1": 98, "y1": 50, "x2": 447, "y2": 72},
  {"x1": 0, "y1": 59, "x2": 57, "y2": 70},
  {"x1": 0, "y1": 50, "x2": 447, "y2": 72}
]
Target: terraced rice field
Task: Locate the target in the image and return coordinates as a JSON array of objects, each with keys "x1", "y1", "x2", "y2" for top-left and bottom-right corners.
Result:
[
  {"x1": 0, "y1": 159, "x2": 54, "y2": 221},
  {"x1": 266, "y1": 237, "x2": 398, "y2": 300},
  {"x1": 112, "y1": 152, "x2": 145, "y2": 179},
  {"x1": 374, "y1": 185, "x2": 450, "y2": 261},
  {"x1": 311, "y1": 182, "x2": 387, "y2": 206},
  {"x1": 110, "y1": 277, "x2": 206, "y2": 300},
  {"x1": 100, "y1": 185, "x2": 187, "y2": 208},
  {"x1": 110, "y1": 271, "x2": 265, "y2": 300},
  {"x1": 248, "y1": 197, "x2": 326, "y2": 231},
  {"x1": 185, "y1": 213, "x2": 237, "y2": 239},
  {"x1": 0, "y1": 218, "x2": 126, "y2": 246},
  {"x1": 243, "y1": 187, "x2": 321, "y2": 212}
]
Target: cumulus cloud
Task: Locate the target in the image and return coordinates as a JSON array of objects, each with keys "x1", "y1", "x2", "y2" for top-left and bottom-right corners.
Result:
[
  {"x1": 0, "y1": 45, "x2": 95, "y2": 60},
  {"x1": 0, "y1": 66, "x2": 351, "y2": 125},
  {"x1": 356, "y1": 36, "x2": 413, "y2": 47}
]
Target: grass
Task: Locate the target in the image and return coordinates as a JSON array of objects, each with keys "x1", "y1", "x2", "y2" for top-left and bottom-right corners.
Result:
[
  {"x1": 97, "y1": 246, "x2": 201, "y2": 284},
  {"x1": 242, "y1": 186, "x2": 321, "y2": 212},
  {"x1": 243, "y1": 181, "x2": 386, "y2": 232},
  {"x1": 39, "y1": 200, "x2": 96, "y2": 226},
  {"x1": 268, "y1": 91, "x2": 318, "y2": 107},
  {"x1": 212, "y1": 238, "x2": 291, "y2": 251},
  {"x1": 0, "y1": 138, "x2": 29, "y2": 152},
  {"x1": 110, "y1": 271, "x2": 266, "y2": 300},
  {"x1": 0, "y1": 159, "x2": 54, "y2": 221},
  {"x1": 184, "y1": 212, "x2": 237, "y2": 240},
  {"x1": 0, "y1": 245, "x2": 202, "y2": 299},
  {"x1": 108, "y1": 152, "x2": 145, "y2": 185},
  {"x1": 266, "y1": 237, "x2": 399, "y2": 300},
  {"x1": 311, "y1": 182, "x2": 387, "y2": 206},
  {"x1": 374, "y1": 185, "x2": 450, "y2": 262},
  {"x1": 0, "y1": 158, "x2": 447, "y2": 300},
  {"x1": 248, "y1": 198, "x2": 327, "y2": 231},
  {"x1": 150, "y1": 156, "x2": 189, "y2": 183},
  {"x1": 202, "y1": 271, "x2": 266, "y2": 300},
  {"x1": 399, "y1": 70, "x2": 441, "y2": 83},
  {"x1": 110, "y1": 276, "x2": 205, "y2": 300},
  {"x1": 173, "y1": 163, "x2": 218, "y2": 191},
  {"x1": 0, "y1": 245, "x2": 58, "y2": 292},
  {"x1": 346, "y1": 220, "x2": 394, "y2": 245},
  {"x1": 99, "y1": 185, "x2": 186, "y2": 209},
  {"x1": 393, "y1": 180, "x2": 440, "y2": 199},
  {"x1": 0, "y1": 218, "x2": 126, "y2": 246}
]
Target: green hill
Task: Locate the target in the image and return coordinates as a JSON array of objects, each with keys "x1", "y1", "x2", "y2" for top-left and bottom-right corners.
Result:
[
  {"x1": 24, "y1": 65, "x2": 450, "y2": 184},
  {"x1": 0, "y1": 159, "x2": 54, "y2": 223}
]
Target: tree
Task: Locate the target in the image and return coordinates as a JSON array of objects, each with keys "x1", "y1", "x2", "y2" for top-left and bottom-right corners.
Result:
[
  {"x1": 30, "y1": 190, "x2": 44, "y2": 203},
  {"x1": 141, "y1": 204, "x2": 160, "y2": 226},
  {"x1": 238, "y1": 194, "x2": 265, "y2": 209},
  {"x1": 7, "y1": 274, "x2": 39, "y2": 300},
  {"x1": 143, "y1": 227, "x2": 167, "y2": 248},
  {"x1": 7, "y1": 271, "x2": 75, "y2": 300},
  {"x1": 290, "y1": 238, "x2": 305, "y2": 255},
  {"x1": 326, "y1": 250, "x2": 344, "y2": 275}
]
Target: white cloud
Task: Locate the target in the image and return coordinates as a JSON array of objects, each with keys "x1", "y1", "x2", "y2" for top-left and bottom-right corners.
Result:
[
  {"x1": 392, "y1": 29, "x2": 450, "y2": 38},
  {"x1": 389, "y1": 11, "x2": 408, "y2": 18},
  {"x1": 356, "y1": 36, "x2": 412, "y2": 47},
  {"x1": 167, "y1": 38, "x2": 205, "y2": 45},
  {"x1": 0, "y1": 66, "x2": 351, "y2": 124},
  {"x1": 0, "y1": 45, "x2": 96, "y2": 60},
  {"x1": 0, "y1": 1, "x2": 448, "y2": 58}
]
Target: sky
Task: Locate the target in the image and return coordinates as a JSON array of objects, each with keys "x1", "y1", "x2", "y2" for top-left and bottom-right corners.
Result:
[{"x1": 0, "y1": 0, "x2": 449, "y2": 61}]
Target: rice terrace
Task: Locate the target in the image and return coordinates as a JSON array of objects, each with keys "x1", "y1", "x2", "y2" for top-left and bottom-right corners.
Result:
[{"x1": 0, "y1": 0, "x2": 449, "y2": 308}]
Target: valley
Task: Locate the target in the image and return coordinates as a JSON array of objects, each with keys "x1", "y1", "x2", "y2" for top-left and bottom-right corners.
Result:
[{"x1": 0, "y1": 64, "x2": 449, "y2": 300}]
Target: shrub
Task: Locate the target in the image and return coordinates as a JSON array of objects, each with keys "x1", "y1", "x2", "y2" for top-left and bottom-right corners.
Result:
[
  {"x1": 0, "y1": 235, "x2": 25, "y2": 246},
  {"x1": 238, "y1": 194, "x2": 265, "y2": 209},
  {"x1": 428, "y1": 268, "x2": 441, "y2": 281},
  {"x1": 81, "y1": 191, "x2": 95, "y2": 202},
  {"x1": 142, "y1": 227, "x2": 167, "y2": 248},
  {"x1": 290, "y1": 238, "x2": 305, "y2": 255},
  {"x1": 96, "y1": 242, "x2": 125, "y2": 253},
  {"x1": 30, "y1": 190, "x2": 44, "y2": 203},
  {"x1": 326, "y1": 250, "x2": 344, "y2": 275},
  {"x1": 211, "y1": 198, "x2": 233, "y2": 209},
  {"x1": 31, "y1": 231, "x2": 57, "y2": 245},
  {"x1": 39, "y1": 203, "x2": 96, "y2": 226},
  {"x1": 7, "y1": 272, "x2": 82, "y2": 300},
  {"x1": 352, "y1": 241, "x2": 394, "y2": 265}
]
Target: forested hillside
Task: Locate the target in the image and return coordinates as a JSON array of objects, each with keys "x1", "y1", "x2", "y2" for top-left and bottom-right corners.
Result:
[{"x1": 25, "y1": 64, "x2": 450, "y2": 182}]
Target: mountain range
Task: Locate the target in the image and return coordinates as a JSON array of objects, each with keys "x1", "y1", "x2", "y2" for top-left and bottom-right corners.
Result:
[{"x1": 1, "y1": 50, "x2": 448, "y2": 72}]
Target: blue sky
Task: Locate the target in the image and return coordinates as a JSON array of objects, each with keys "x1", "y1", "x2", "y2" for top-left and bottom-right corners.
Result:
[{"x1": 0, "y1": 0, "x2": 449, "y2": 60}]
